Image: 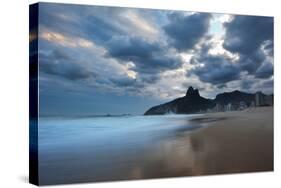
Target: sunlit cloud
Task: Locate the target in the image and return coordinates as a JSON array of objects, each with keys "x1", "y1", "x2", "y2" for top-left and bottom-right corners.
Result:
[
  {"x1": 40, "y1": 29, "x2": 94, "y2": 49},
  {"x1": 121, "y1": 10, "x2": 159, "y2": 41}
]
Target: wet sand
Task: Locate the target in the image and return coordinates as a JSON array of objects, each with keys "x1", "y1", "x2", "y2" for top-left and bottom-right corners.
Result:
[{"x1": 130, "y1": 107, "x2": 273, "y2": 179}]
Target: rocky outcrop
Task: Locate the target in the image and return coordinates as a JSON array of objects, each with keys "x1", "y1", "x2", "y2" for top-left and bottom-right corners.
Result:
[
  {"x1": 144, "y1": 87, "x2": 273, "y2": 115},
  {"x1": 214, "y1": 90, "x2": 255, "y2": 106},
  {"x1": 144, "y1": 87, "x2": 215, "y2": 115}
]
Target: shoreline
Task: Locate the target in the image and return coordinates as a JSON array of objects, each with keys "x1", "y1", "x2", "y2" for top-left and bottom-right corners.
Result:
[
  {"x1": 133, "y1": 107, "x2": 273, "y2": 178},
  {"x1": 38, "y1": 107, "x2": 273, "y2": 185}
]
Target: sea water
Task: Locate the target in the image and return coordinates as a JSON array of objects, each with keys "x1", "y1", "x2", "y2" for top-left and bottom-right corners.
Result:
[{"x1": 37, "y1": 114, "x2": 201, "y2": 184}]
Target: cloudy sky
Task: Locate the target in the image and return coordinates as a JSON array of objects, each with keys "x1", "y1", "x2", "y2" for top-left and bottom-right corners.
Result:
[{"x1": 33, "y1": 3, "x2": 274, "y2": 116}]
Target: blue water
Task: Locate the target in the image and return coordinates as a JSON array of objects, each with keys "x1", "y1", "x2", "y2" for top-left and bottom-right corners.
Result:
[{"x1": 37, "y1": 114, "x2": 201, "y2": 184}]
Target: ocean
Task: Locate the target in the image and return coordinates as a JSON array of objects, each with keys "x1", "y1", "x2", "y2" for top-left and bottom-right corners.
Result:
[{"x1": 37, "y1": 114, "x2": 202, "y2": 184}]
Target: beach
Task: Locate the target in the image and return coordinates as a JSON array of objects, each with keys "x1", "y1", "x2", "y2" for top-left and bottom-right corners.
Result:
[
  {"x1": 38, "y1": 107, "x2": 273, "y2": 185},
  {"x1": 133, "y1": 106, "x2": 273, "y2": 179}
]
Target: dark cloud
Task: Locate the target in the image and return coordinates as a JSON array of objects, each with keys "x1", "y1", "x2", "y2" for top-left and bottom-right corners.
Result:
[
  {"x1": 139, "y1": 74, "x2": 159, "y2": 84},
  {"x1": 223, "y1": 15, "x2": 273, "y2": 54},
  {"x1": 262, "y1": 79, "x2": 273, "y2": 89},
  {"x1": 164, "y1": 13, "x2": 211, "y2": 51},
  {"x1": 263, "y1": 40, "x2": 274, "y2": 56},
  {"x1": 109, "y1": 76, "x2": 158, "y2": 93},
  {"x1": 106, "y1": 37, "x2": 160, "y2": 60},
  {"x1": 191, "y1": 55, "x2": 240, "y2": 85},
  {"x1": 108, "y1": 73, "x2": 161, "y2": 94},
  {"x1": 39, "y1": 3, "x2": 184, "y2": 86},
  {"x1": 82, "y1": 14, "x2": 125, "y2": 44},
  {"x1": 223, "y1": 15, "x2": 273, "y2": 75},
  {"x1": 105, "y1": 37, "x2": 182, "y2": 74},
  {"x1": 39, "y1": 3, "x2": 125, "y2": 46},
  {"x1": 110, "y1": 76, "x2": 136, "y2": 87},
  {"x1": 187, "y1": 40, "x2": 240, "y2": 86},
  {"x1": 40, "y1": 49, "x2": 96, "y2": 81},
  {"x1": 240, "y1": 79, "x2": 255, "y2": 90},
  {"x1": 237, "y1": 50, "x2": 266, "y2": 74},
  {"x1": 255, "y1": 62, "x2": 273, "y2": 79}
]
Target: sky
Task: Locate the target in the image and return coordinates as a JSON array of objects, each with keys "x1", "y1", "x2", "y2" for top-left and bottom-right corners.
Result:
[{"x1": 32, "y1": 3, "x2": 274, "y2": 116}]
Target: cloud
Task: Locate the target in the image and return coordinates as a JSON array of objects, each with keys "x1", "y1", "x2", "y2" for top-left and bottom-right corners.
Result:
[
  {"x1": 82, "y1": 14, "x2": 126, "y2": 44},
  {"x1": 105, "y1": 36, "x2": 183, "y2": 74},
  {"x1": 223, "y1": 15, "x2": 273, "y2": 54},
  {"x1": 263, "y1": 40, "x2": 274, "y2": 56},
  {"x1": 223, "y1": 15, "x2": 273, "y2": 75},
  {"x1": 240, "y1": 78, "x2": 256, "y2": 90},
  {"x1": 186, "y1": 15, "x2": 274, "y2": 90},
  {"x1": 255, "y1": 62, "x2": 273, "y2": 78},
  {"x1": 106, "y1": 37, "x2": 160, "y2": 60},
  {"x1": 191, "y1": 55, "x2": 240, "y2": 86},
  {"x1": 164, "y1": 12, "x2": 212, "y2": 51},
  {"x1": 110, "y1": 76, "x2": 136, "y2": 87},
  {"x1": 39, "y1": 3, "x2": 127, "y2": 47},
  {"x1": 37, "y1": 3, "x2": 274, "y2": 105},
  {"x1": 38, "y1": 3, "x2": 183, "y2": 92},
  {"x1": 39, "y1": 3, "x2": 162, "y2": 46},
  {"x1": 119, "y1": 9, "x2": 159, "y2": 41},
  {"x1": 40, "y1": 29, "x2": 94, "y2": 48},
  {"x1": 237, "y1": 50, "x2": 267, "y2": 74},
  {"x1": 262, "y1": 79, "x2": 273, "y2": 89},
  {"x1": 187, "y1": 39, "x2": 240, "y2": 86},
  {"x1": 139, "y1": 74, "x2": 159, "y2": 84},
  {"x1": 39, "y1": 49, "x2": 96, "y2": 81}
]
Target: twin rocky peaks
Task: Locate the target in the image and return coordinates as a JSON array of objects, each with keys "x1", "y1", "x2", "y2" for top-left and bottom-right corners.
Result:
[
  {"x1": 144, "y1": 86, "x2": 273, "y2": 115},
  {"x1": 185, "y1": 86, "x2": 200, "y2": 97}
]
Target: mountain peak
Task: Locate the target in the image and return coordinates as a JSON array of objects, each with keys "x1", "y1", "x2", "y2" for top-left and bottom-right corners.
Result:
[{"x1": 186, "y1": 86, "x2": 200, "y2": 97}]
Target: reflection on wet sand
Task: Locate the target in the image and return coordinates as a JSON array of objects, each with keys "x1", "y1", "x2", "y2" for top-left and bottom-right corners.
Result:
[{"x1": 129, "y1": 107, "x2": 273, "y2": 179}]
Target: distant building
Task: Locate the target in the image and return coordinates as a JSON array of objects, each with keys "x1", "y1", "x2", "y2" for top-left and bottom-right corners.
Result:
[
  {"x1": 226, "y1": 103, "x2": 233, "y2": 111},
  {"x1": 215, "y1": 103, "x2": 223, "y2": 112},
  {"x1": 255, "y1": 92, "x2": 264, "y2": 107},
  {"x1": 238, "y1": 101, "x2": 247, "y2": 110},
  {"x1": 207, "y1": 108, "x2": 213, "y2": 113},
  {"x1": 250, "y1": 101, "x2": 255, "y2": 108},
  {"x1": 264, "y1": 95, "x2": 273, "y2": 106}
]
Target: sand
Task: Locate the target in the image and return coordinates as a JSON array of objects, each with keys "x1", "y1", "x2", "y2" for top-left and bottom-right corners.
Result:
[{"x1": 130, "y1": 107, "x2": 273, "y2": 179}]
